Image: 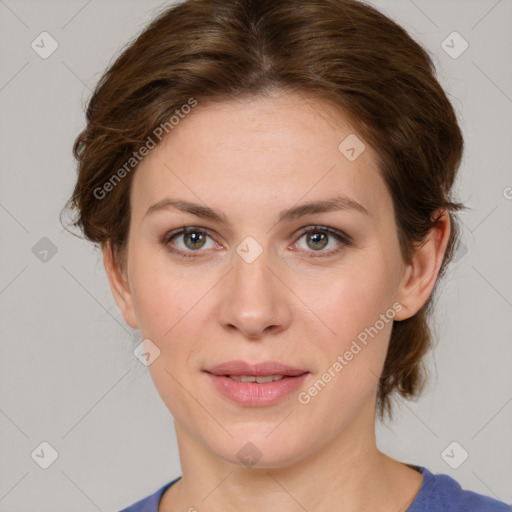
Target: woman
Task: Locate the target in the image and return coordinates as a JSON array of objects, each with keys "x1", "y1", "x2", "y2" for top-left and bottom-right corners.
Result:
[{"x1": 64, "y1": 0, "x2": 511, "y2": 510}]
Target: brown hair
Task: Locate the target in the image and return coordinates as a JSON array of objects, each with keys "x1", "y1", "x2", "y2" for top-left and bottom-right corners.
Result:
[{"x1": 63, "y1": 0, "x2": 466, "y2": 421}]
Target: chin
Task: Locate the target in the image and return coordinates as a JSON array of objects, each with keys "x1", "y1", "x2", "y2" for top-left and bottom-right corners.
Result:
[{"x1": 210, "y1": 431, "x2": 310, "y2": 470}]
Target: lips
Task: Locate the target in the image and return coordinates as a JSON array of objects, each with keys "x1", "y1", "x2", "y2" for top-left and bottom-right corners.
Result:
[
  {"x1": 204, "y1": 360, "x2": 308, "y2": 378},
  {"x1": 204, "y1": 360, "x2": 310, "y2": 406}
]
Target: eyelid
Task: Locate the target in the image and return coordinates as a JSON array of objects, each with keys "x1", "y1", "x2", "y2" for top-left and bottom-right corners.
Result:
[
  {"x1": 161, "y1": 226, "x2": 220, "y2": 258},
  {"x1": 161, "y1": 225, "x2": 351, "y2": 258},
  {"x1": 290, "y1": 225, "x2": 352, "y2": 258},
  {"x1": 295, "y1": 225, "x2": 352, "y2": 245}
]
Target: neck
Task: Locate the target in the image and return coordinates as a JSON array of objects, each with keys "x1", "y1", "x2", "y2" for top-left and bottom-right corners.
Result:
[{"x1": 161, "y1": 399, "x2": 422, "y2": 512}]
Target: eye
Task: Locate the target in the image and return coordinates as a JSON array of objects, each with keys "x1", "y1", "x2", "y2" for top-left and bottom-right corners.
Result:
[
  {"x1": 162, "y1": 227, "x2": 219, "y2": 258},
  {"x1": 161, "y1": 225, "x2": 352, "y2": 259},
  {"x1": 292, "y1": 226, "x2": 352, "y2": 258}
]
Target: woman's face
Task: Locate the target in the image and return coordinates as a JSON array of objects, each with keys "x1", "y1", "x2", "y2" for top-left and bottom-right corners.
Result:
[{"x1": 107, "y1": 90, "x2": 423, "y2": 468}]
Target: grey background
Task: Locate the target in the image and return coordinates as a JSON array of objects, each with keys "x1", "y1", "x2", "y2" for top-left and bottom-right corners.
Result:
[{"x1": 0, "y1": 0, "x2": 511, "y2": 510}]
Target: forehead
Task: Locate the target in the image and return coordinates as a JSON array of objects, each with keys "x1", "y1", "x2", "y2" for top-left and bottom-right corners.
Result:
[{"x1": 132, "y1": 91, "x2": 392, "y2": 222}]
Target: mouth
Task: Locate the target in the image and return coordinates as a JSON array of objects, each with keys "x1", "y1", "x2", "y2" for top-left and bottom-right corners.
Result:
[
  {"x1": 222, "y1": 374, "x2": 297, "y2": 383},
  {"x1": 203, "y1": 360, "x2": 309, "y2": 406},
  {"x1": 204, "y1": 359, "x2": 308, "y2": 378}
]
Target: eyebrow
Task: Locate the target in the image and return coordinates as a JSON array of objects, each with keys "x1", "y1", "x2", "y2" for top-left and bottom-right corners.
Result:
[{"x1": 144, "y1": 194, "x2": 369, "y2": 224}]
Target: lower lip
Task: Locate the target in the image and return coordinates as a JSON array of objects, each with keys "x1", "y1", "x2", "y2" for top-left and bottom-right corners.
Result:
[{"x1": 205, "y1": 372, "x2": 309, "y2": 406}]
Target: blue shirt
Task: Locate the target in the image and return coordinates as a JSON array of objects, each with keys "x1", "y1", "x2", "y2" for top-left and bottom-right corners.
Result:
[{"x1": 119, "y1": 465, "x2": 511, "y2": 511}]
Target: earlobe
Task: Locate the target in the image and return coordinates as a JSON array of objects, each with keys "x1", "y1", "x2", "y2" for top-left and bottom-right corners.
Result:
[
  {"x1": 102, "y1": 242, "x2": 139, "y2": 329},
  {"x1": 394, "y1": 210, "x2": 451, "y2": 321}
]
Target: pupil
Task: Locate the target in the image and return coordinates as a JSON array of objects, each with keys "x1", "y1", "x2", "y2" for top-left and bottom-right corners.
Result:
[
  {"x1": 308, "y1": 232, "x2": 327, "y2": 250},
  {"x1": 185, "y1": 231, "x2": 205, "y2": 249}
]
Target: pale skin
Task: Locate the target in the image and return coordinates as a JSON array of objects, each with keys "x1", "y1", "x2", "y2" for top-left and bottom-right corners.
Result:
[{"x1": 103, "y1": 90, "x2": 451, "y2": 512}]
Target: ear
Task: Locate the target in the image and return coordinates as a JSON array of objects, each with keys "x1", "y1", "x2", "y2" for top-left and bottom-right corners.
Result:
[
  {"x1": 394, "y1": 210, "x2": 451, "y2": 321},
  {"x1": 102, "y1": 242, "x2": 139, "y2": 329}
]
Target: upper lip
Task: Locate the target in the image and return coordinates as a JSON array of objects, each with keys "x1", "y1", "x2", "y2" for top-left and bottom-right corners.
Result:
[{"x1": 205, "y1": 360, "x2": 308, "y2": 377}]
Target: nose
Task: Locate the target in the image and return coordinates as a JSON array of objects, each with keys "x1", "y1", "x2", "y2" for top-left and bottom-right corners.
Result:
[{"x1": 217, "y1": 248, "x2": 293, "y2": 340}]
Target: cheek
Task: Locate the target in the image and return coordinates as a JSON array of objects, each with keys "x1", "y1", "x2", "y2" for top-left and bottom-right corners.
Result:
[
  {"x1": 296, "y1": 278, "x2": 395, "y2": 428},
  {"x1": 129, "y1": 257, "x2": 208, "y2": 418},
  {"x1": 127, "y1": 249, "x2": 210, "y2": 370},
  {"x1": 128, "y1": 249, "x2": 200, "y2": 338},
  {"x1": 294, "y1": 258, "x2": 397, "y2": 344},
  {"x1": 295, "y1": 260, "x2": 397, "y2": 398}
]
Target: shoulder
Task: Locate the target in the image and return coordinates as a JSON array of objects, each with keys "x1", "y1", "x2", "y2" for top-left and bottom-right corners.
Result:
[
  {"x1": 409, "y1": 465, "x2": 511, "y2": 512},
  {"x1": 118, "y1": 476, "x2": 182, "y2": 512}
]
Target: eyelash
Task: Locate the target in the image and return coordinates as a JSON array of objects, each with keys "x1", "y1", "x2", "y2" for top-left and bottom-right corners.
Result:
[{"x1": 161, "y1": 225, "x2": 352, "y2": 259}]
